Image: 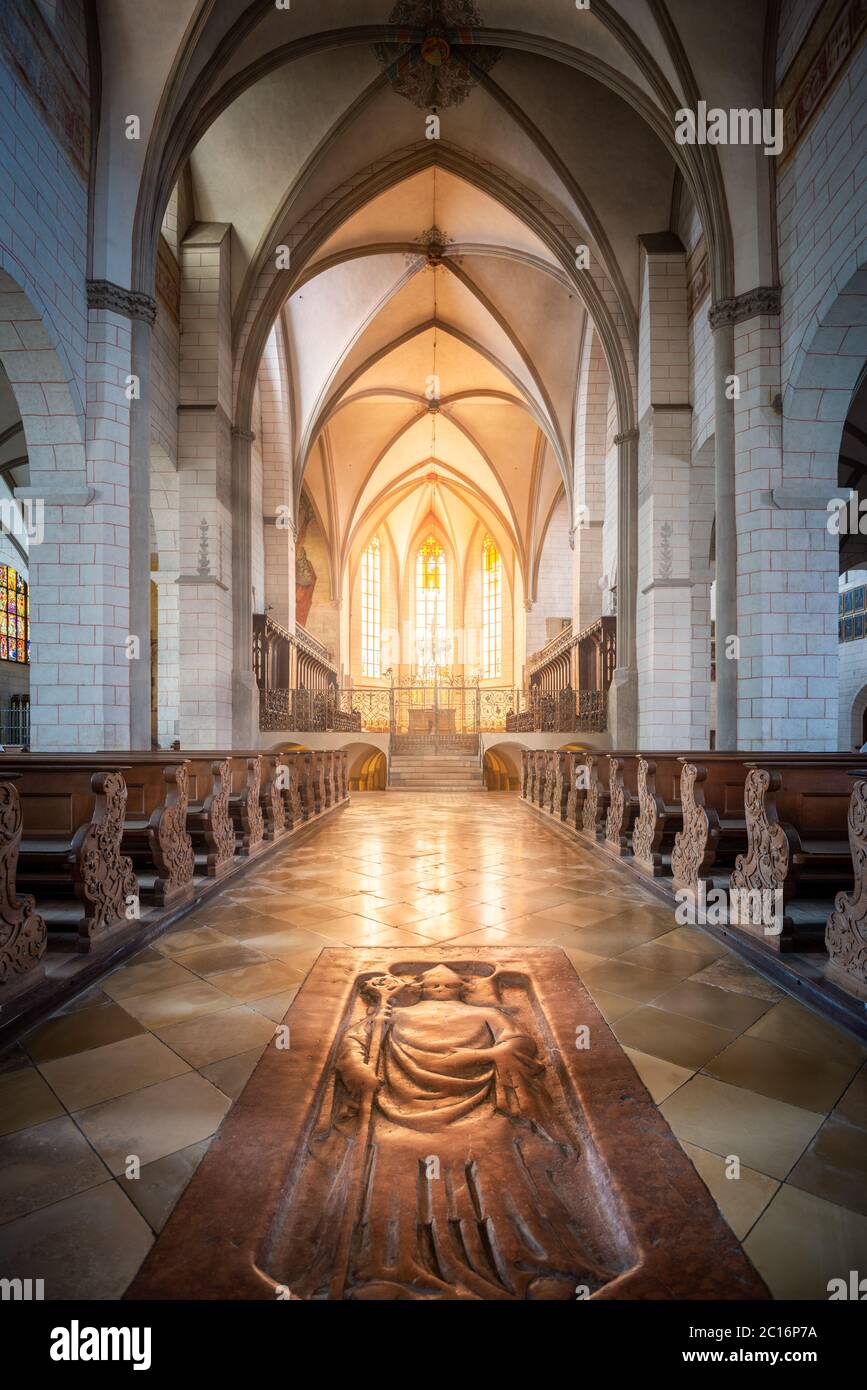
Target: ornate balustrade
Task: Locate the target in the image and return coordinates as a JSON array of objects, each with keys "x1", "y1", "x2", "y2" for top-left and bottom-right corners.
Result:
[{"x1": 509, "y1": 618, "x2": 615, "y2": 734}]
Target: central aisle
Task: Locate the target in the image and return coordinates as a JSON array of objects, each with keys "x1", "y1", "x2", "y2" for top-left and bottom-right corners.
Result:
[{"x1": 1, "y1": 793, "x2": 866, "y2": 1300}]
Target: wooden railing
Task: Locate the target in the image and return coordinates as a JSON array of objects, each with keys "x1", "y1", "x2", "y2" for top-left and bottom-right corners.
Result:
[{"x1": 508, "y1": 618, "x2": 616, "y2": 733}]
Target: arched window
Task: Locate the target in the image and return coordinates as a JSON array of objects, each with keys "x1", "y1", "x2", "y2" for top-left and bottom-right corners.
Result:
[
  {"x1": 415, "y1": 535, "x2": 449, "y2": 677},
  {"x1": 482, "y1": 535, "x2": 502, "y2": 679},
  {"x1": 360, "y1": 536, "x2": 381, "y2": 677}
]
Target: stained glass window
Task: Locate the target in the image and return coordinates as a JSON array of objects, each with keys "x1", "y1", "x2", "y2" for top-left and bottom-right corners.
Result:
[
  {"x1": 0, "y1": 565, "x2": 29, "y2": 664},
  {"x1": 482, "y1": 535, "x2": 502, "y2": 678},
  {"x1": 415, "y1": 536, "x2": 449, "y2": 677},
  {"x1": 840, "y1": 585, "x2": 867, "y2": 643},
  {"x1": 361, "y1": 536, "x2": 381, "y2": 678}
]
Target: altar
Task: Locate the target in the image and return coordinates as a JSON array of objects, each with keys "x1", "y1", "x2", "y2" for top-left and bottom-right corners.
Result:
[{"x1": 407, "y1": 707, "x2": 456, "y2": 733}]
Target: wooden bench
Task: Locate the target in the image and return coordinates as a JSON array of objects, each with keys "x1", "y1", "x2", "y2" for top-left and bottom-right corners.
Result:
[
  {"x1": 579, "y1": 752, "x2": 610, "y2": 841},
  {"x1": 826, "y1": 772, "x2": 867, "y2": 1000},
  {"x1": 667, "y1": 752, "x2": 862, "y2": 902},
  {"x1": 670, "y1": 755, "x2": 754, "y2": 899},
  {"x1": 1, "y1": 761, "x2": 139, "y2": 953},
  {"x1": 605, "y1": 753, "x2": 642, "y2": 856},
  {"x1": 0, "y1": 778, "x2": 47, "y2": 997},
  {"x1": 631, "y1": 755, "x2": 686, "y2": 876},
  {"x1": 729, "y1": 757, "x2": 864, "y2": 952},
  {"x1": 184, "y1": 757, "x2": 237, "y2": 879}
]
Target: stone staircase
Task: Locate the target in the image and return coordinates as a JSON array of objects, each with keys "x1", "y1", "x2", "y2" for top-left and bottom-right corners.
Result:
[{"x1": 388, "y1": 736, "x2": 484, "y2": 791}]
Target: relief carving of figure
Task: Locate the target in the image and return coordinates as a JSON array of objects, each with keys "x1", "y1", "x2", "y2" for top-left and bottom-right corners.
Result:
[{"x1": 266, "y1": 963, "x2": 621, "y2": 1300}]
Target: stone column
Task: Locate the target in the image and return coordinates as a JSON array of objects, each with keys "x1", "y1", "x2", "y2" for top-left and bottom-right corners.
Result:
[
  {"x1": 572, "y1": 325, "x2": 608, "y2": 640},
  {"x1": 634, "y1": 240, "x2": 708, "y2": 750},
  {"x1": 129, "y1": 313, "x2": 153, "y2": 748},
  {"x1": 259, "y1": 329, "x2": 296, "y2": 633},
  {"x1": 725, "y1": 287, "x2": 836, "y2": 750},
  {"x1": 232, "y1": 425, "x2": 259, "y2": 747},
  {"x1": 176, "y1": 224, "x2": 234, "y2": 749},
  {"x1": 608, "y1": 427, "x2": 638, "y2": 748},
  {"x1": 710, "y1": 309, "x2": 738, "y2": 749}
]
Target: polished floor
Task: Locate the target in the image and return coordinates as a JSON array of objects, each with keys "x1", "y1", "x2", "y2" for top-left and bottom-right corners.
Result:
[{"x1": 1, "y1": 792, "x2": 866, "y2": 1300}]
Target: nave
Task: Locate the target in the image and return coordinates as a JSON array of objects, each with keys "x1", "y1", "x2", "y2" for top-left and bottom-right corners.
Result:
[{"x1": 0, "y1": 794, "x2": 865, "y2": 1301}]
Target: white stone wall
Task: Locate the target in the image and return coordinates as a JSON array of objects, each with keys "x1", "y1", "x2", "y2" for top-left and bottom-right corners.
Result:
[
  {"x1": 735, "y1": 38, "x2": 867, "y2": 749},
  {"x1": 0, "y1": 54, "x2": 88, "y2": 417},
  {"x1": 526, "y1": 493, "x2": 571, "y2": 657},
  {"x1": 778, "y1": 43, "x2": 867, "y2": 400}
]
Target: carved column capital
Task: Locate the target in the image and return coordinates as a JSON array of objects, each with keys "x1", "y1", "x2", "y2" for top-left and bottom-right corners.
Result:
[
  {"x1": 87, "y1": 280, "x2": 157, "y2": 325},
  {"x1": 613, "y1": 428, "x2": 639, "y2": 446},
  {"x1": 709, "y1": 287, "x2": 781, "y2": 329}
]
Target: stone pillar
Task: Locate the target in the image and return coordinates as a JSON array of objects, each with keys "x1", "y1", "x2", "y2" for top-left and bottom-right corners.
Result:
[
  {"x1": 232, "y1": 426, "x2": 259, "y2": 747},
  {"x1": 710, "y1": 311, "x2": 738, "y2": 749},
  {"x1": 571, "y1": 326, "x2": 608, "y2": 657},
  {"x1": 726, "y1": 287, "x2": 836, "y2": 750},
  {"x1": 259, "y1": 329, "x2": 295, "y2": 634},
  {"x1": 129, "y1": 314, "x2": 153, "y2": 748},
  {"x1": 176, "y1": 225, "x2": 234, "y2": 749},
  {"x1": 608, "y1": 427, "x2": 638, "y2": 748},
  {"x1": 635, "y1": 241, "x2": 708, "y2": 750}
]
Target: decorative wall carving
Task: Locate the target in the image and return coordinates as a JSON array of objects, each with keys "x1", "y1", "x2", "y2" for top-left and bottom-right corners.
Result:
[
  {"x1": 778, "y1": 0, "x2": 867, "y2": 163},
  {"x1": 86, "y1": 280, "x2": 158, "y2": 325},
  {"x1": 3, "y1": 0, "x2": 90, "y2": 178},
  {"x1": 708, "y1": 287, "x2": 782, "y2": 329}
]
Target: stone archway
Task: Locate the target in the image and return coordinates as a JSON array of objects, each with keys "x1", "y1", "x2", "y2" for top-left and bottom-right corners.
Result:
[
  {"x1": 779, "y1": 264, "x2": 867, "y2": 751},
  {"x1": 0, "y1": 267, "x2": 95, "y2": 750},
  {"x1": 848, "y1": 682, "x2": 867, "y2": 751}
]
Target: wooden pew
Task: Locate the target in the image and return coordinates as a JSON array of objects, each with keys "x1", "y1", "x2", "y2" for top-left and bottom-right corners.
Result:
[
  {"x1": 826, "y1": 772, "x2": 867, "y2": 1000},
  {"x1": 298, "y1": 751, "x2": 316, "y2": 821},
  {"x1": 670, "y1": 755, "x2": 754, "y2": 899},
  {"x1": 4, "y1": 761, "x2": 139, "y2": 952},
  {"x1": 323, "y1": 751, "x2": 334, "y2": 811},
  {"x1": 579, "y1": 752, "x2": 610, "y2": 841},
  {"x1": 228, "y1": 757, "x2": 266, "y2": 857},
  {"x1": 730, "y1": 757, "x2": 863, "y2": 952},
  {"x1": 120, "y1": 763, "x2": 195, "y2": 908},
  {"x1": 277, "y1": 751, "x2": 303, "y2": 830},
  {"x1": 259, "y1": 752, "x2": 288, "y2": 843},
  {"x1": 176, "y1": 751, "x2": 272, "y2": 859},
  {"x1": 0, "y1": 778, "x2": 47, "y2": 997},
  {"x1": 553, "y1": 749, "x2": 571, "y2": 822},
  {"x1": 1, "y1": 753, "x2": 196, "y2": 911},
  {"x1": 185, "y1": 757, "x2": 237, "y2": 879},
  {"x1": 631, "y1": 755, "x2": 686, "y2": 876},
  {"x1": 605, "y1": 754, "x2": 642, "y2": 856}
]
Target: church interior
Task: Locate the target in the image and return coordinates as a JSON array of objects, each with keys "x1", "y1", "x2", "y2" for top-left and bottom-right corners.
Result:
[{"x1": 1, "y1": 0, "x2": 867, "y2": 1327}]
